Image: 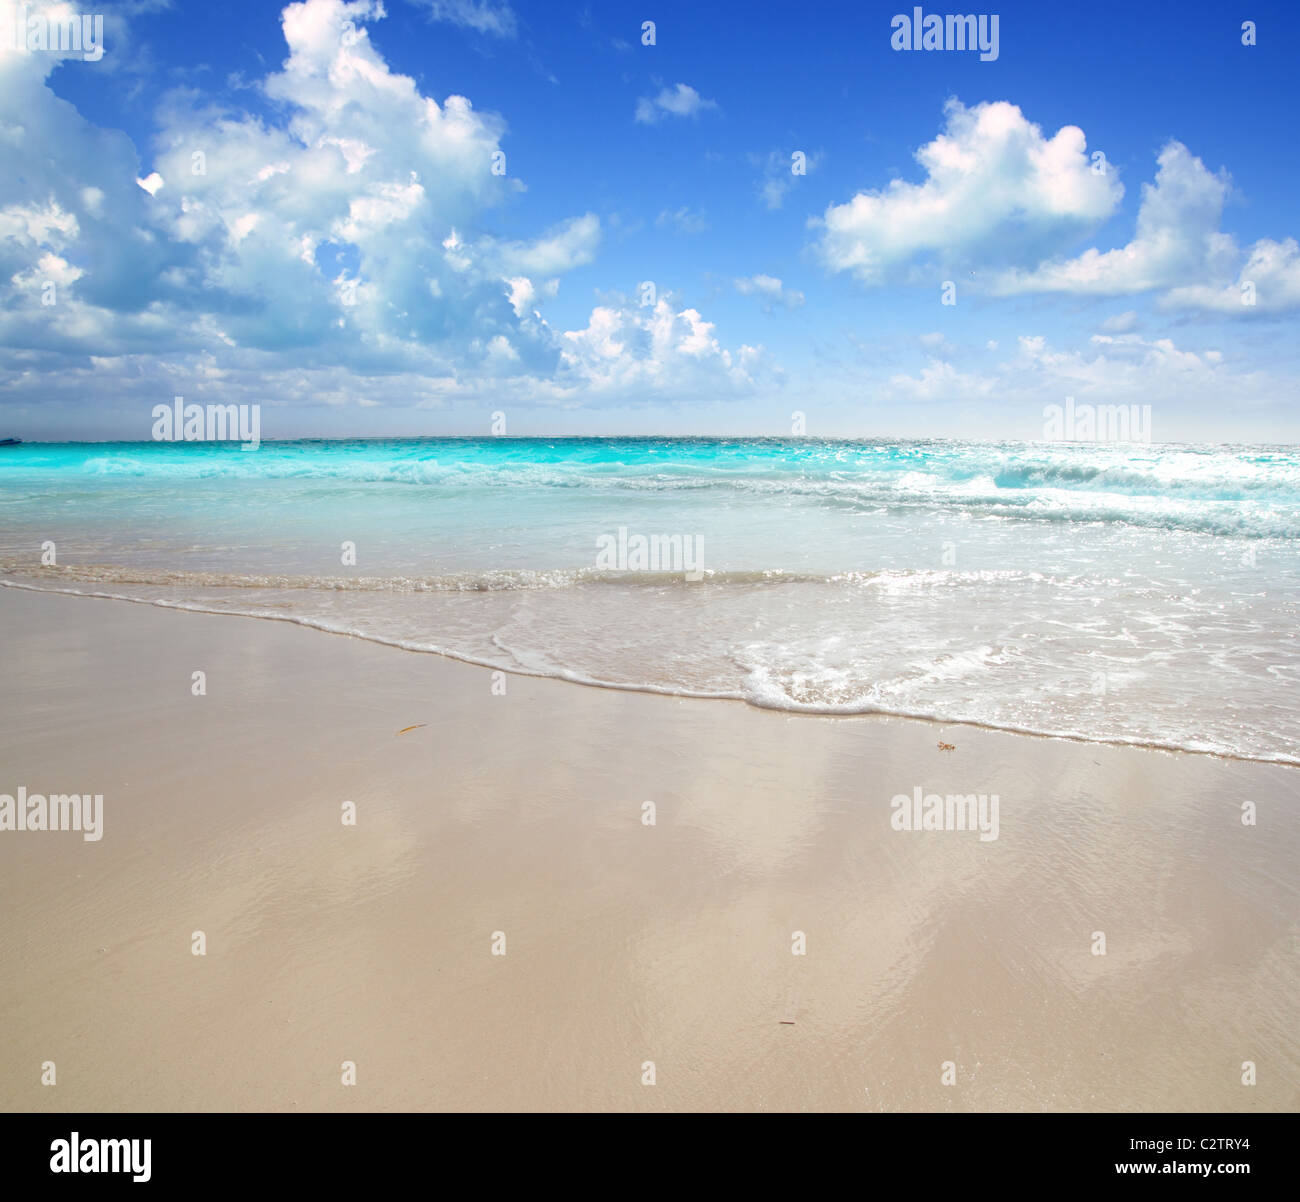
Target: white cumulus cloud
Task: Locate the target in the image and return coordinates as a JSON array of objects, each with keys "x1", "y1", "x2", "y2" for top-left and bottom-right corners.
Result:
[
  {"x1": 990, "y1": 142, "x2": 1300, "y2": 315},
  {"x1": 813, "y1": 99, "x2": 1122, "y2": 284}
]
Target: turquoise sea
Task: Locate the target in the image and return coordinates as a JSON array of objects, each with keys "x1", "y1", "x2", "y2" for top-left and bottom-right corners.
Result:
[{"x1": 2, "y1": 437, "x2": 1298, "y2": 762}]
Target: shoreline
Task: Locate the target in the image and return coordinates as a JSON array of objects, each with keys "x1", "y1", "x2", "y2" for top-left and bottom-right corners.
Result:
[
  {"x1": 1, "y1": 586, "x2": 1297, "y2": 1111},
  {"x1": 3, "y1": 577, "x2": 1295, "y2": 769}
]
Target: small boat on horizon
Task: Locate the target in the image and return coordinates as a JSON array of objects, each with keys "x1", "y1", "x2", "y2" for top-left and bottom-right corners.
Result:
[{"x1": 0, "y1": 438, "x2": 21, "y2": 446}]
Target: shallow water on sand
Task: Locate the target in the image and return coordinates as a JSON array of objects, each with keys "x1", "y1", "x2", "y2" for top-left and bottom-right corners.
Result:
[{"x1": 2, "y1": 437, "x2": 1298, "y2": 761}]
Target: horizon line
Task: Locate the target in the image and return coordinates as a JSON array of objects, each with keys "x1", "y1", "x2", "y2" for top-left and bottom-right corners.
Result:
[{"x1": 4, "y1": 434, "x2": 1299, "y2": 450}]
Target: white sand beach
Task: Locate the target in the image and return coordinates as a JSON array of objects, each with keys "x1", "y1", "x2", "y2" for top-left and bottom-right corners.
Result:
[{"x1": 1, "y1": 586, "x2": 1296, "y2": 1112}]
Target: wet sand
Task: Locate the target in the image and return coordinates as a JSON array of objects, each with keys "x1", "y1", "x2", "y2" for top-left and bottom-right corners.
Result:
[{"x1": 0, "y1": 585, "x2": 1296, "y2": 1111}]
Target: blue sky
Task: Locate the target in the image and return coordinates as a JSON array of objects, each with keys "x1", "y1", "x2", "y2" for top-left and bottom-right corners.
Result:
[{"x1": 2, "y1": 0, "x2": 1298, "y2": 440}]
